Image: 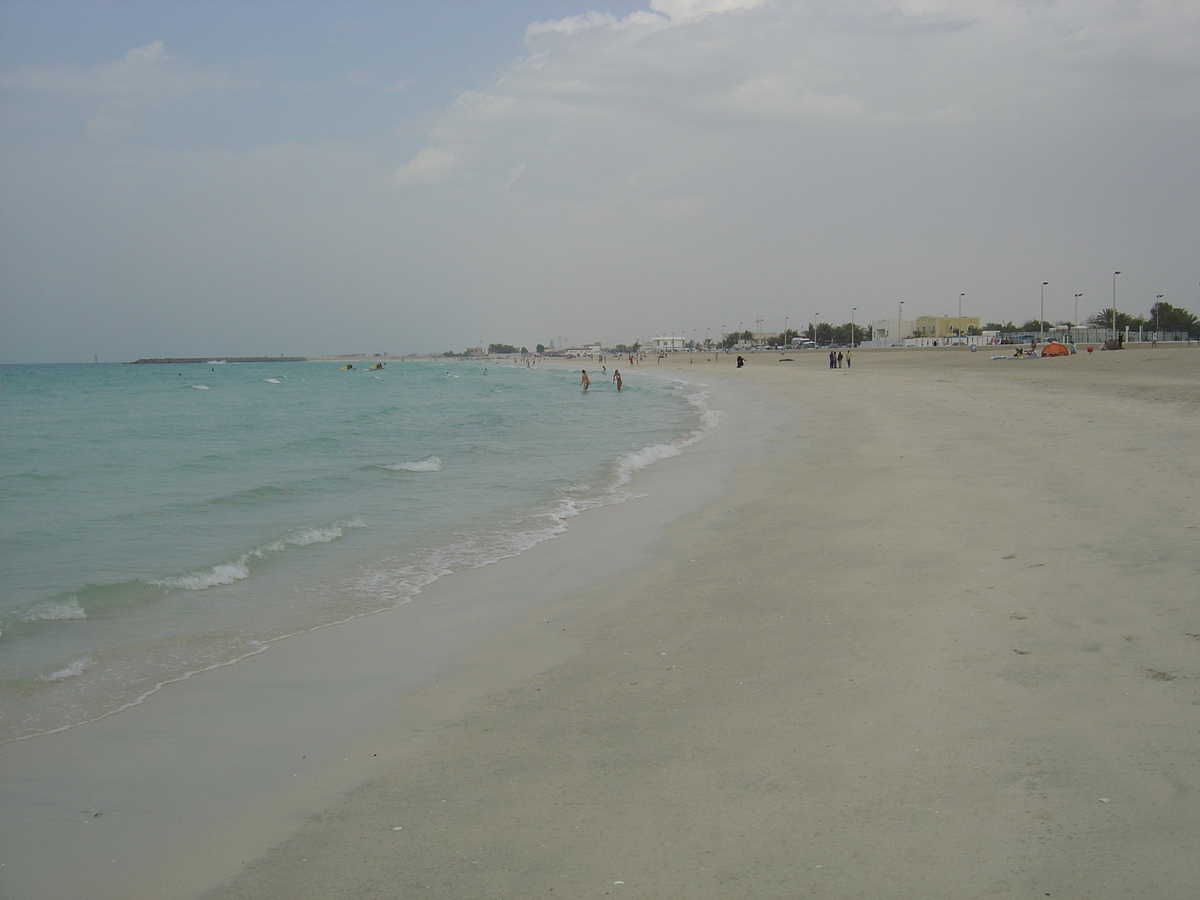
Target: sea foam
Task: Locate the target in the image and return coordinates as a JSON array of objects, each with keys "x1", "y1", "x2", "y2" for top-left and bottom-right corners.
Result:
[
  {"x1": 153, "y1": 560, "x2": 252, "y2": 591},
  {"x1": 614, "y1": 443, "x2": 683, "y2": 486},
  {"x1": 152, "y1": 519, "x2": 365, "y2": 590},
  {"x1": 21, "y1": 599, "x2": 87, "y2": 622},
  {"x1": 40, "y1": 656, "x2": 95, "y2": 682},
  {"x1": 384, "y1": 457, "x2": 442, "y2": 472}
]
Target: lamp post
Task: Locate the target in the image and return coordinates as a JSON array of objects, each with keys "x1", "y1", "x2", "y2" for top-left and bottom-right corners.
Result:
[
  {"x1": 814, "y1": 313, "x2": 820, "y2": 345},
  {"x1": 1112, "y1": 271, "x2": 1121, "y2": 342},
  {"x1": 958, "y1": 293, "x2": 965, "y2": 343},
  {"x1": 851, "y1": 307, "x2": 856, "y2": 349},
  {"x1": 1074, "y1": 294, "x2": 1082, "y2": 329},
  {"x1": 1040, "y1": 282, "x2": 1048, "y2": 345},
  {"x1": 897, "y1": 301, "x2": 904, "y2": 346},
  {"x1": 1156, "y1": 295, "x2": 1163, "y2": 344},
  {"x1": 783, "y1": 316, "x2": 789, "y2": 353}
]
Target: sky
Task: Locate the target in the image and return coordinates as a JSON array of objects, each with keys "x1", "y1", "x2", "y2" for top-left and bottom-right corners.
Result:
[{"x1": 1, "y1": 0, "x2": 1197, "y2": 361}]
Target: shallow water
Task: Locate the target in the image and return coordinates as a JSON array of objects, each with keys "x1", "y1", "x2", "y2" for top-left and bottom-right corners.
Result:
[{"x1": 0, "y1": 359, "x2": 714, "y2": 741}]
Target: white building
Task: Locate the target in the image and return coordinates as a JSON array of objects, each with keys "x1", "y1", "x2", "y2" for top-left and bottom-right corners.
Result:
[
  {"x1": 652, "y1": 336, "x2": 686, "y2": 351},
  {"x1": 867, "y1": 317, "x2": 912, "y2": 347}
]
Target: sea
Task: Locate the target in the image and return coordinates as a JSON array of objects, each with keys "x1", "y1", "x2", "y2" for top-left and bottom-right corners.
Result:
[{"x1": 0, "y1": 359, "x2": 718, "y2": 744}]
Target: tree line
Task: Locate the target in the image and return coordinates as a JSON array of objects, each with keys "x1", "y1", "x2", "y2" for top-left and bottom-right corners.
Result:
[{"x1": 984, "y1": 300, "x2": 1197, "y2": 337}]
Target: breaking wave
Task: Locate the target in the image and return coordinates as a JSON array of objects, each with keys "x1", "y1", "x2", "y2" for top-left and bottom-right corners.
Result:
[
  {"x1": 22, "y1": 599, "x2": 87, "y2": 622},
  {"x1": 381, "y1": 457, "x2": 442, "y2": 472}
]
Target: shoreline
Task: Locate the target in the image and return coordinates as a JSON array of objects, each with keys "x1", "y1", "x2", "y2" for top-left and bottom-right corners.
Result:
[
  {"x1": 208, "y1": 347, "x2": 1198, "y2": 899},
  {"x1": 4, "y1": 348, "x2": 1198, "y2": 899},
  {"x1": 0, "y1": 371, "x2": 777, "y2": 900}
]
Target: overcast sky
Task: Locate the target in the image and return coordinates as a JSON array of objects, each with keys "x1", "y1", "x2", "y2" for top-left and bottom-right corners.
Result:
[{"x1": 1, "y1": 0, "x2": 1197, "y2": 361}]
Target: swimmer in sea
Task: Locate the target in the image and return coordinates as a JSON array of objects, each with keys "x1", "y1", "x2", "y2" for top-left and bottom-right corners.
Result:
[
  {"x1": 581, "y1": 369, "x2": 590, "y2": 392},
  {"x1": 613, "y1": 369, "x2": 623, "y2": 390}
]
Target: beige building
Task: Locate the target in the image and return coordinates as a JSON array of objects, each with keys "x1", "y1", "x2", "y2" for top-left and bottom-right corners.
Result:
[{"x1": 914, "y1": 316, "x2": 980, "y2": 338}]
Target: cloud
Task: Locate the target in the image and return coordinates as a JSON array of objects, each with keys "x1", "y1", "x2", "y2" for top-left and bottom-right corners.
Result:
[
  {"x1": 2, "y1": 40, "x2": 239, "y2": 101},
  {"x1": 1, "y1": 41, "x2": 243, "y2": 139},
  {"x1": 3, "y1": 1, "x2": 1197, "y2": 361},
  {"x1": 650, "y1": 0, "x2": 768, "y2": 23},
  {"x1": 702, "y1": 74, "x2": 866, "y2": 121},
  {"x1": 375, "y1": 0, "x2": 1198, "y2": 344},
  {"x1": 394, "y1": 146, "x2": 458, "y2": 183},
  {"x1": 401, "y1": 0, "x2": 1200, "y2": 194}
]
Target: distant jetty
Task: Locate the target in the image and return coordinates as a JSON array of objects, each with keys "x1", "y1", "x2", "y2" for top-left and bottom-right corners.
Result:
[{"x1": 130, "y1": 357, "x2": 308, "y2": 364}]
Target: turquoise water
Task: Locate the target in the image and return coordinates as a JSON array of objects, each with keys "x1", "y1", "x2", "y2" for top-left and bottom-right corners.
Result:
[{"x1": 0, "y1": 360, "x2": 716, "y2": 742}]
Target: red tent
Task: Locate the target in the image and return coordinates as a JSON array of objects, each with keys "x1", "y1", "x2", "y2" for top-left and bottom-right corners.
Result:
[{"x1": 1040, "y1": 342, "x2": 1070, "y2": 357}]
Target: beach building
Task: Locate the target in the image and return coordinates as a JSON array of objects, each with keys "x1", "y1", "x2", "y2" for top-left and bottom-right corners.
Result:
[
  {"x1": 867, "y1": 316, "x2": 913, "y2": 346},
  {"x1": 914, "y1": 315, "x2": 981, "y2": 340},
  {"x1": 652, "y1": 336, "x2": 686, "y2": 352}
]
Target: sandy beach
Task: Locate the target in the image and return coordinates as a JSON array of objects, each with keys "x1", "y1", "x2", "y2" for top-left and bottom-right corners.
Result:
[
  {"x1": 5, "y1": 347, "x2": 1198, "y2": 899},
  {"x1": 195, "y1": 346, "x2": 1198, "y2": 899}
]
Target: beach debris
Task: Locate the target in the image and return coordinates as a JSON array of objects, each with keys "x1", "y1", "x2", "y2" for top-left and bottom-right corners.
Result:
[
  {"x1": 614, "y1": 881, "x2": 625, "y2": 885},
  {"x1": 1099, "y1": 798, "x2": 1111, "y2": 803},
  {"x1": 1014, "y1": 649, "x2": 1031, "y2": 655},
  {"x1": 1003, "y1": 554, "x2": 1017, "y2": 559}
]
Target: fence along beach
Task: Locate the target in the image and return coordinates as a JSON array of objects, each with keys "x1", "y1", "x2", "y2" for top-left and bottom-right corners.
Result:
[{"x1": 4, "y1": 347, "x2": 1199, "y2": 900}]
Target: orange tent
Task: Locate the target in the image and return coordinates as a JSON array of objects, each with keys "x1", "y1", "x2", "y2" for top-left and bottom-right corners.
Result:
[{"x1": 1040, "y1": 342, "x2": 1071, "y2": 357}]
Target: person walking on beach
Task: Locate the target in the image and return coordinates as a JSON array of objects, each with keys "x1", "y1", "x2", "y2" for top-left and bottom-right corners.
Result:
[
  {"x1": 829, "y1": 350, "x2": 836, "y2": 369},
  {"x1": 613, "y1": 369, "x2": 622, "y2": 391},
  {"x1": 846, "y1": 350, "x2": 852, "y2": 369},
  {"x1": 837, "y1": 351, "x2": 843, "y2": 368}
]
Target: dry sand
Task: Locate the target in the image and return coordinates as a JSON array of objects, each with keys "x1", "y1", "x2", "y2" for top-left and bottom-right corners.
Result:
[{"x1": 203, "y1": 347, "x2": 1199, "y2": 900}]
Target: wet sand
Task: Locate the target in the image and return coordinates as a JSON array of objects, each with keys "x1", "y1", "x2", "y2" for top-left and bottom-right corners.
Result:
[{"x1": 204, "y1": 346, "x2": 1200, "y2": 899}]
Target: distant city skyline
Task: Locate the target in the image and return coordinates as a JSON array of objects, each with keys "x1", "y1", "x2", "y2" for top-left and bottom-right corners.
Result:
[{"x1": 2, "y1": 1, "x2": 1197, "y2": 362}]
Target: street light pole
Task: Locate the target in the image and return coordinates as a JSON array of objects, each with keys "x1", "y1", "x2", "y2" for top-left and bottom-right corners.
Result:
[
  {"x1": 958, "y1": 292, "x2": 965, "y2": 343},
  {"x1": 851, "y1": 307, "x2": 856, "y2": 349},
  {"x1": 1040, "y1": 282, "x2": 1048, "y2": 345},
  {"x1": 1074, "y1": 294, "x2": 1082, "y2": 329},
  {"x1": 1112, "y1": 271, "x2": 1121, "y2": 342},
  {"x1": 1156, "y1": 295, "x2": 1163, "y2": 344},
  {"x1": 783, "y1": 316, "x2": 789, "y2": 353},
  {"x1": 897, "y1": 301, "x2": 904, "y2": 346}
]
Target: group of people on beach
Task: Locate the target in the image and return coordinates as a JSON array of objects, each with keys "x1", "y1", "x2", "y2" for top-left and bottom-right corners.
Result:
[
  {"x1": 580, "y1": 369, "x2": 622, "y2": 392},
  {"x1": 828, "y1": 350, "x2": 851, "y2": 369}
]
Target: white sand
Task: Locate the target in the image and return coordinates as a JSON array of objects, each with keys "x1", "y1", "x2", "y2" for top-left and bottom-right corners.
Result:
[
  {"x1": 208, "y1": 347, "x2": 1200, "y2": 900},
  {"x1": 5, "y1": 347, "x2": 1198, "y2": 900}
]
